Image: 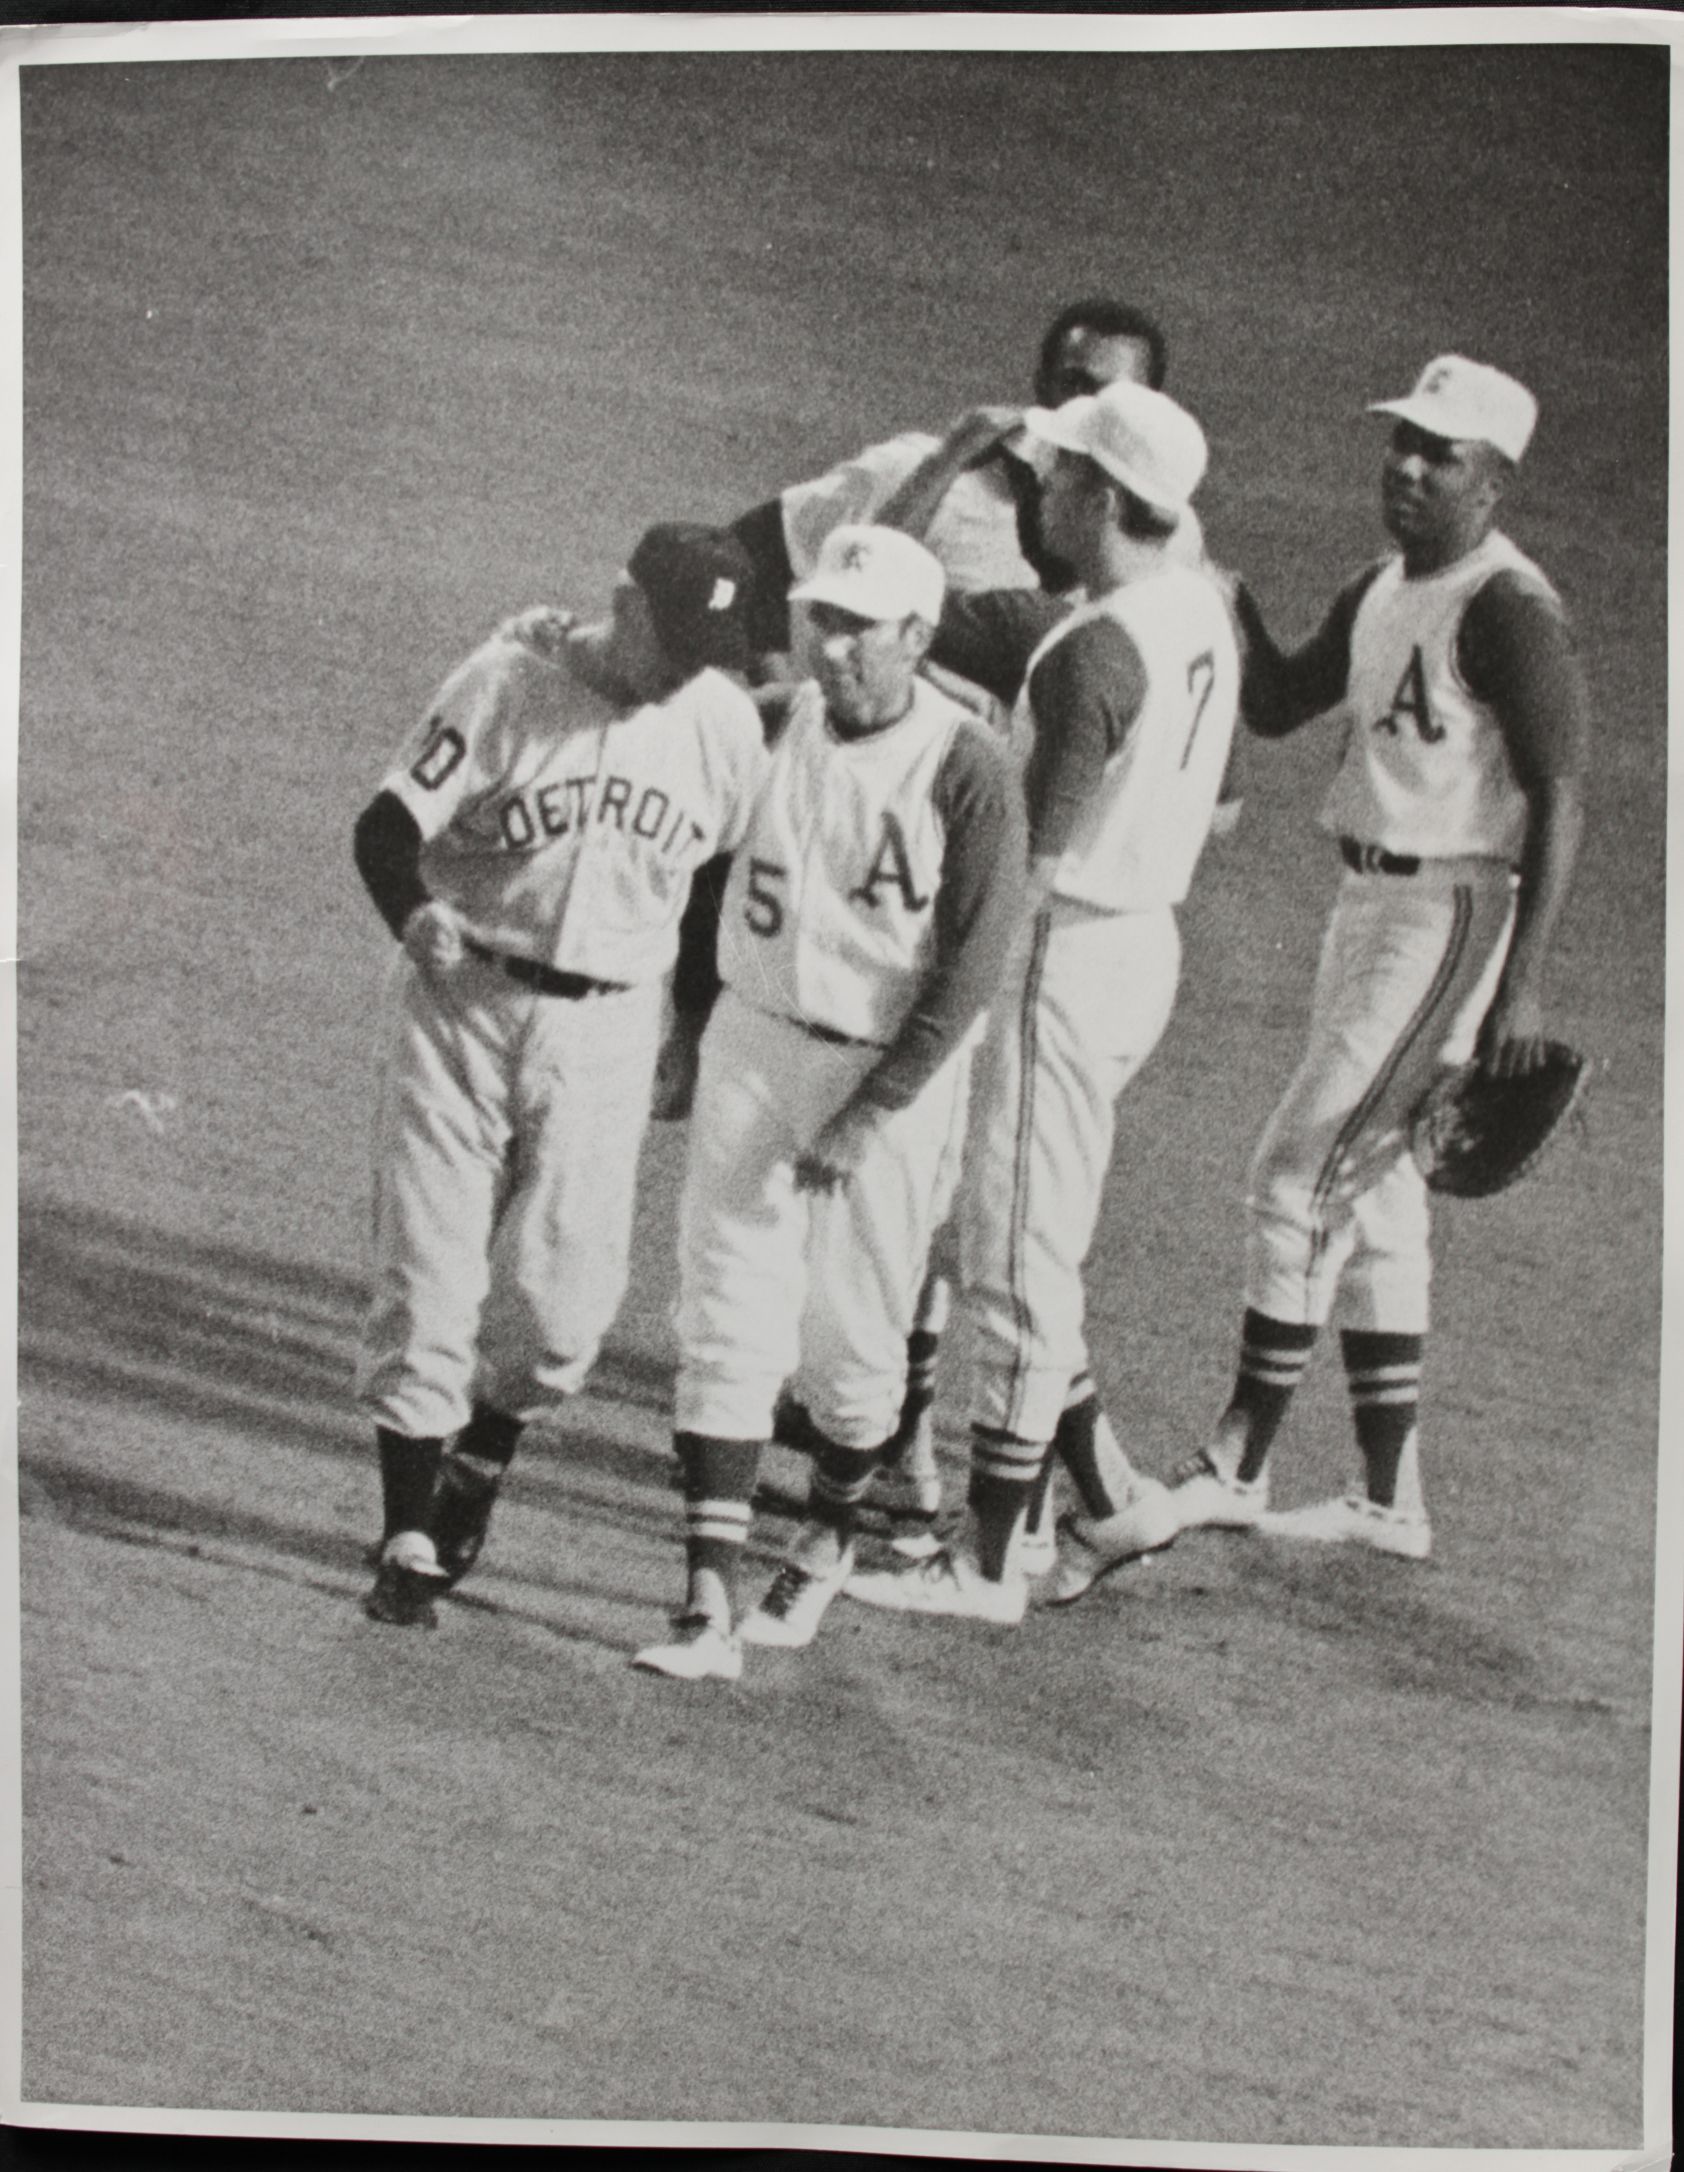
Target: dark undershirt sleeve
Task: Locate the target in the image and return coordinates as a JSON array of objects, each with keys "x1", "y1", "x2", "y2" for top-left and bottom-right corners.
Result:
[
  {"x1": 728, "y1": 496, "x2": 795, "y2": 658},
  {"x1": 1236, "y1": 562, "x2": 1382, "y2": 736},
  {"x1": 353, "y1": 789, "x2": 428, "y2": 941},
  {"x1": 928, "y1": 589, "x2": 1070, "y2": 706},
  {"x1": 993, "y1": 447, "x2": 1079, "y2": 594},
  {"x1": 670, "y1": 851, "x2": 734, "y2": 1023},
  {"x1": 857, "y1": 724, "x2": 1029, "y2": 1114},
  {"x1": 1456, "y1": 573, "x2": 1591, "y2": 787},
  {"x1": 1022, "y1": 616, "x2": 1148, "y2": 860}
]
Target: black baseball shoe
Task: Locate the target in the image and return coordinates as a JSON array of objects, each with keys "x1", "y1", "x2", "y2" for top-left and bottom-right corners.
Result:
[{"x1": 363, "y1": 1551, "x2": 446, "y2": 1629}]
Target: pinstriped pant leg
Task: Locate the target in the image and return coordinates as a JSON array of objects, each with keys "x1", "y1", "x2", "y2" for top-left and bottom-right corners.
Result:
[{"x1": 1245, "y1": 870, "x2": 1516, "y2": 1332}]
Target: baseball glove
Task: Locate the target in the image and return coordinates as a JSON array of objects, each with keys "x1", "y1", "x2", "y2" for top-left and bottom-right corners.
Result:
[{"x1": 1408, "y1": 1042, "x2": 1589, "y2": 1198}]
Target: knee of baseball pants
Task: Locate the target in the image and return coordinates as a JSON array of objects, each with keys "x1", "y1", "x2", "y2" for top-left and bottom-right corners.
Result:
[
  {"x1": 357, "y1": 1002, "x2": 511, "y2": 1440},
  {"x1": 1333, "y1": 1158, "x2": 1434, "y2": 1335},
  {"x1": 797, "y1": 1063, "x2": 967, "y2": 1450},
  {"x1": 1242, "y1": 1113, "x2": 1357, "y2": 1332},
  {"x1": 474, "y1": 993, "x2": 662, "y2": 1419},
  {"x1": 672, "y1": 1003, "x2": 814, "y2": 1443}
]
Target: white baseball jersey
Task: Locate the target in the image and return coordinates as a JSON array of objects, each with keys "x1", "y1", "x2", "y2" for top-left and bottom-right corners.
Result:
[
  {"x1": 719, "y1": 676, "x2": 973, "y2": 1045},
  {"x1": 1319, "y1": 531, "x2": 1556, "y2": 862},
  {"x1": 382, "y1": 632, "x2": 767, "y2": 983},
  {"x1": 1016, "y1": 566, "x2": 1240, "y2": 913}
]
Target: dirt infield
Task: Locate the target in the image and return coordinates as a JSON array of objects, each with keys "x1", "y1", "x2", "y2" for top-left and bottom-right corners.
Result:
[{"x1": 13, "y1": 39, "x2": 1668, "y2": 2150}]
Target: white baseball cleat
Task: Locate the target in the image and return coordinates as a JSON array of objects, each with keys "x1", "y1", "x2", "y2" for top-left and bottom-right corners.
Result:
[
  {"x1": 1164, "y1": 1451, "x2": 1269, "y2": 1531},
  {"x1": 739, "y1": 1544, "x2": 855, "y2": 1649},
  {"x1": 632, "y1": 1614, "x2": 744, "y2": 1681},
  {"x1": 1257, "y1": 1493, "x2": 1432, "y2": 1560},
  {"x1": 1044, "y1": 1479, "x2": 1181, "y2": 1605},
  {"x1": 844, "y1": 1546, "x2": 1028, "y2": 1625}
]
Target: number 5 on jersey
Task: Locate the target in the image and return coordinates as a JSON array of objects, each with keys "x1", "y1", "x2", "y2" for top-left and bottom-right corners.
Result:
[{"x1": 744, "y1": 857, "x2": 787, "y2": 937}]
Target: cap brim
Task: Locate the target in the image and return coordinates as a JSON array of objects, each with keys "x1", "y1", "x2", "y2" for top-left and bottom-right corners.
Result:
[
  {"x1": 1022, "y1": 401, "x2": 1093, "y2": 458},
  {"x1": 1024, "y1": 402, "x2": 1186, "y2": 513},
  {"x1": 788, "y1": 574, "x2": 898, "y2": 622},
  {"x1": 1367, "y1": 396, "x2": 1461, "y2": 444}
]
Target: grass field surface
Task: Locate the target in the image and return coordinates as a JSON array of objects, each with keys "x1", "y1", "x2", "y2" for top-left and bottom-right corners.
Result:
[{"x1": 8, "y1": 26, "x2": 1672, "y2": 2157}]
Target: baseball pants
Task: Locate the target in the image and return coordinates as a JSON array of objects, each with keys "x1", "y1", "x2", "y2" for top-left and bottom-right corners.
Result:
[
  {"x1": 357, "y1": 950, "x2": 663, "y2": 1438},
  {"x1": 963, "y1": 898, "x2": 1182, "y2": 1446},
  {"x1": 1244, "y1": 859, "x2": 1517, "y2": 1334},
  {"x1": 674, "y1": 987, "x2": 969, "y2": 1450}
]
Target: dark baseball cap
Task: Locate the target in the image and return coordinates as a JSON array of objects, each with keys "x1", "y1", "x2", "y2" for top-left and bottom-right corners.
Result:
[{"x1": 626, "y1": 523, "x2": 755, "y2": 676}]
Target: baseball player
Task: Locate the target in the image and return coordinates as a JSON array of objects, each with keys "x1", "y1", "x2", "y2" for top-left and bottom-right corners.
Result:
[
  {"x1": 631, "y1": 524, "x2": 1028, "y2": 1681},
  {"x1": 844, "y1": 381, "x2": 1240, "y2": 1625},
  {"x1": 1063, "y1": 355, "x2": 1590, "y2": 1585},
  {"x1": 728, "y1": 298, "x2": 1173, "y2": 661},
  {"x1": 354, "y1": 525, "x2": 768, "y2": 1628},
  {"x1": 734, "y1": 300, "x2": 1189, "y2": 1555}
]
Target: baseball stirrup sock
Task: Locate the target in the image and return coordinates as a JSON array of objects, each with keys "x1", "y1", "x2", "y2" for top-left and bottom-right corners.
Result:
[
  {"x1": 452, "y1": 1401, "x2": 525, "y2": 1482},
  {"x1": 968, "y1": 1428, "x2": 1045, "y2": 1581},
  {"x1": 1051, "y1": 1386, "x2": 1128, "y2": 1520},
  {"x1": 1025, "y1": 1451, "x2": 1059, "y2": 1536},
  {"x1": 1340, "y1": 1330, "x2": 1424, "y2": 1507},
  {"x1": 376, "y1": 1428, "x2": 445, "y2": 1544},
  {"x1": 808, "y1": 1434, "x2": 890, "y2": 1540},
  {"x1": 1229, "y1": 1310, "x2": 1318, "y2": 1482},
  {"x1": 676, "y1": 1432, "x2": 763, "y2": 1604},
  {"x1": 883, "y1": 1325, "x2": 944, "y2": 1470}
]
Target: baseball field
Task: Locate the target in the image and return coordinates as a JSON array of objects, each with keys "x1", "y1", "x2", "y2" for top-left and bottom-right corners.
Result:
[{"x1": 9, "y1": 28, "x2": 1672, "y2": 2155}]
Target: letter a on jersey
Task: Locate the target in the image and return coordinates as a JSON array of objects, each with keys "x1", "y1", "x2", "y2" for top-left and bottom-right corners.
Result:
[
  {"x1": 850, "y1": 812, "x2": 930, "y2": 912},
  {"x1": 1377, "y1": 646, "x2": 1444, "y2": 743}
]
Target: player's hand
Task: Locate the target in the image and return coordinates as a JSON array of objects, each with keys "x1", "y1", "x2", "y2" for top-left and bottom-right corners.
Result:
[
  {"x1": 1209, "y1": 796, "x2": 1244, "y2": 839},
  {"x1": 499, "y1": 604, "x2": 576, "y2": 661},
  {"x1": 402, "y1": 899, "x2": 469, "y2": 982},
  {"x1": 1475, "y1": 983, "x2": 1547, "y2": 1077},
  {"x1": 793, "y1": 1102, "x2": 879, "y2": 1194},
  {"x1": 942, "y1": 404, "x2": 1026, "y2": 469},
  {"x1": 650, "y1": 1020, "x2": 704, "y2": 1122}
]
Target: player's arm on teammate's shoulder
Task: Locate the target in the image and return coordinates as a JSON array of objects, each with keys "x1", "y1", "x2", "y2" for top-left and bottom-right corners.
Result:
[
  {"x1": 1232, "y1": 564, "x2": 1380, "y2": 738},
  {"x1": 1462, "y1": 572, "x2": 1592, "y2": 1077},
  {"x1": 496, "y1": 604, "x2": 576, "y2": 661},
  {"x1": 875, "y1": 405, "x2": 1026, "y2": 543},
  {"x1": 794, "y1": 723, "x2": 1028, "y2": 1194}
]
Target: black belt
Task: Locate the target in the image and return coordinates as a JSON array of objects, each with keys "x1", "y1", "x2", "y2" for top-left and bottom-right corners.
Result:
[
  {"x1": 792, "y1": 1014, "x2": 878, "y2": 1050},
  {"x1": 1340, "y1": 838, "x2": 1421, "y2": 878},
  {"x1": 466, "y1": 939, "x2": 628, "y2": 1000}
]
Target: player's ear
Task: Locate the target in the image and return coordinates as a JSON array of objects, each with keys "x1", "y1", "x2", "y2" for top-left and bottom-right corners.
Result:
[
  {"x1": 902, "y1": 615, "x2": 935, "y2": 665},
  {"x1": 1469, "y1": 442, "x2": 1511, "y2": 510}
]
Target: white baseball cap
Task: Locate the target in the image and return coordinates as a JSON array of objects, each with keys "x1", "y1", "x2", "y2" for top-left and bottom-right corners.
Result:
[
  {"x1": 1022, "y1": 380, "x2": 1208, "y2": 514},
  {"x1": 1368, "y1": 355, "x2": 1538, "y2": 463},
  {"x1": 790, "y1": 523, "x2": 946, "y2": 626}
]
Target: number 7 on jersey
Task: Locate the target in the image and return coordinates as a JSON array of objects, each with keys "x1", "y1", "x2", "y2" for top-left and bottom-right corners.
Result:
[{"x1": 1181, "y1": 650, "x2": 1216, "y2": 769}]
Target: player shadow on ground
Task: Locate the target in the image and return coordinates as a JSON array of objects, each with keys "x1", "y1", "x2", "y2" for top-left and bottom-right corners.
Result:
[
  {"x1": 16, "y1": 1190, "x2": 693, "y2": 1529},
  {"x1": 19, "y1": 1447, "x2": 660, "y2": 1663},
  {"x1": 19, "y1": 1191, "x2": 677, "y2": 1433}
]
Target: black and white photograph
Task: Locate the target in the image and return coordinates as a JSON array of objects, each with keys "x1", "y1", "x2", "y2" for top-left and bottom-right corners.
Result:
[{"x1": 2, "y1": 10, "x2": 1675, "y2": 2160}]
